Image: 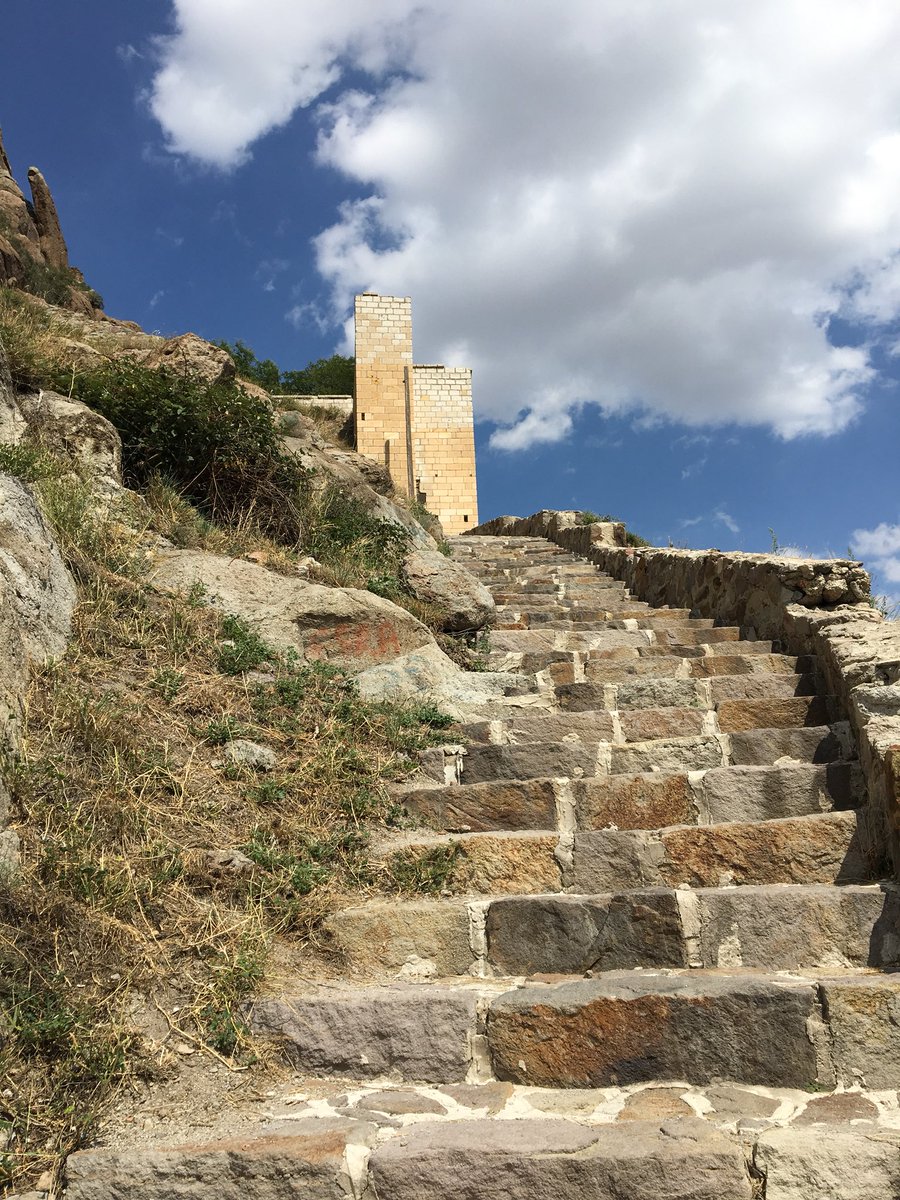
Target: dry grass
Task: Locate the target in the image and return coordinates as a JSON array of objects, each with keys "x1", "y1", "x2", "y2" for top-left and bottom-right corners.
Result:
[
  {"x1": 0, "y1": 509, "x2": 454, "y2": 1192},
  {"x1": 141, "y1": 475, "x2": 305, "y2": 576}
]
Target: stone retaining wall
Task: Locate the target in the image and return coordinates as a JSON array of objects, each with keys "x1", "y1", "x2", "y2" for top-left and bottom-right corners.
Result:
[{"x1": 469, "y1": 510, "x2": 900, "y2": 875}]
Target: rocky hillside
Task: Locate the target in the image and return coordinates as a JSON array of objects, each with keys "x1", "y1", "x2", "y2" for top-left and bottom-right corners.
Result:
[
  {"x1": 0, "y1": 130, "x2": 103, "y2": 317},
  {"x1": 0, "y1": 140, "x2": 531, "y2": 1196}
]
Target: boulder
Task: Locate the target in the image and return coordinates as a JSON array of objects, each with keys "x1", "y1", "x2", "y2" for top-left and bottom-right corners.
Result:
[
  {"x1": 0, "y1": 334, "x2": 27, "y2": 445},
  {"x1": 402, "y1": 546, "x2": 495, "y2": 631},
  {"x1": 0, "y1": 473, "x2": 76, "y2": 747},
  {"x1": 354, "y1": 641, "x2": 523, "y2": 720},
  {"x1": 17, "y1": 389, "x2": 122, "y2": 494},
  {"x1": 148, "y1": 548, "x2": 434, "y2": 670},
  {"x1": 141, "y1": 333, "x2": 236, "y2": 387}
]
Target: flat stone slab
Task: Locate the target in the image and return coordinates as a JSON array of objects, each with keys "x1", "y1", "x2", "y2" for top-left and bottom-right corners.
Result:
[
  {"x1": 370, "y1": 1118, "x2": 754, "y2": 1200},
  {"x1": 697, "y1": 762, "x2": 864, "y2": 823},
  {"x1": 716, "y1": 695, "x2": 832, "y2": 731},
  {"x1": 608, "y1": 735, "x2": 725, "y2": 775},
  {"x1": 755, "y1": 1126, "x2": 900, "y2": 1200},
  {"x1": 456, "y1": 742, "x2": 601, "y2": 783},
  {"x1": 698, "y1": 884, "x2": 899, "y2": 970},
  {"x1": 249, "y1": 986, "x2": 481, "y2": 1082},
  {"x1": 66, "y1": 1118, "x2": 363, "y2": 1200},
  {"x1": 487, "y1": 972, "x2": 826, "y2": 1089},
  {"x1": 728, "y1": 724, "x2": 850, "y2": 765},
  {"x1": 570, "y1": 810, "x2": 866, "y2": 891},
  {"x1": 462, "y1": 710, "x2": 617, "y2": 744},
  {"x1": 572, "y1": 772, "x2": 697, "y2": 830},
  {"x1": 402, "y1": 778, "x2": 558, "y2": 832},
  {"x1": 485, "y1": 891, "x2": 687, "y2": 975},
  {"x1": 819, "y1": 974, "x2": 900, "y2": 1087},
  {"x1": 324, "y1": 899, "x2": 474, "y2": 977}
]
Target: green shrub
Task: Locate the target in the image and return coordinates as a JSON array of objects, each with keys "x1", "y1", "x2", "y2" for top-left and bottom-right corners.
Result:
[
  {"x1": 0, "y1": 443, "x2": 64, "y2": 483},
  {"x1": 20, "y1": 258, "x2": 73, "y2": 307},
  {"x1": 59, "y1": 360, "x2": 310, "y2": 542}
]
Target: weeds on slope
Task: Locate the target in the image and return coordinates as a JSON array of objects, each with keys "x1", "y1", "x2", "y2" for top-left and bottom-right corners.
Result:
[{"x1": 0, "y1": 493, "x2": 454, "y2": 1192}]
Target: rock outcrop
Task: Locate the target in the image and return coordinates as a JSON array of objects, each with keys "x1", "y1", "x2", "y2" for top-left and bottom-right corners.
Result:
[
  {"x1": 139, "y1": 333, "x2": 236, "y2": 388},
  {"x1": 25, "y1": 166, "x2": 68, "y2": 271},
  {"x1": 0, "y1": 127, "x2": 101, "y2": 315}
]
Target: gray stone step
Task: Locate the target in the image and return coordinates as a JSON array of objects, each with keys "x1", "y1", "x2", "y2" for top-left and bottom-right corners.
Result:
[
  {"x1": 484, "y1": 883, "x2": 898, "y2": 976},
  {"x1": 570, "y1": 809, "x2": 871, "y2": 890},
  {"x1": 401, "y1": 762, "x2": 864, "y2": 831},
  {"x1": 384, "y1": 809, "x2": 869, "y2": 898},
  {"x1": 556, "y1": 682, "x2": 833, "y2": 728},
  {"x1": 460, "y1": 712, "x2": 853, "y2": 765},
  {"x1": 327, "y1": 878, "x2": 894, "y2": 979},
  {"x1": 369, "y1": 1119, "x2": 754, "y2": 1200},
  {"x1": 487, "y1": 970, "x2": 900, "y2": 1090},
  {"x1": 64, "y1": 1093, "x2": 900, "y2": 1200},
  {"x1": 379, "y1": 808, "x2": 869, "y2": 898},
  {"x1": 486, "y1": 648, "x2": 815, "y2": 681},
  {"x1": 490, "y1": 629, "x2": 777, "y2": 655},
  {"x1": 556, "y1": 673, "x2": 819, "y2": 712},
  {"x1": 244, "y1": 970, "x2": 900, "y2": 1095}
]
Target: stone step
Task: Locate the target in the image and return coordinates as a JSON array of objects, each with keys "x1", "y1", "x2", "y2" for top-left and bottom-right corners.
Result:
[
  {"x1": 485, "y1": 883, "x2": 897, "y2": 975},
  {"x1": 490, "y1": 629, "x2": 776, "y2": 655},
  {"x1": 494, "y1": 612, "x2": 710, "y2": 632},
  {"x1": 327, "y1": 878, "x2": 894, "y2": 979},
  {"x1": 425, "y1": 725, "x2": 854, "y2": 783},
  {"x1": 585, "y1": 652, "x2": 815, "y2": 681},
  {"x1": 555, "y1": 673, "x2": 820, "y2": 714},
  {"x1": 459, "y1": 712, "x2": 853, "y2": 765},
  {"x1": 492, "y1": 595, "x2": 633, "y2": 611},
  {"x1": 65, "y1": 1089, "x2": 900, "y2": 1200},
  {"x1": 487, "y1": 969, "x2": 900, "y2": 1091},
  {"x1": 471, "y1": 565, "x2": 608, "y2": 581},
  {"x1": 401, "y1": 762, "x2": 864, "y2": 831},
  {"x1": 486, "y1": 648, "x2": 813, "y2": 681},
  {"x1": 382, "y1": 809, "x2": 869, "y2": 897},
  {"x1": 242, "y1": 970, "x2": 900, "y2": 1095},
  {"x1": 523, "y1": 622, "x2": 746, "y2": 641}
]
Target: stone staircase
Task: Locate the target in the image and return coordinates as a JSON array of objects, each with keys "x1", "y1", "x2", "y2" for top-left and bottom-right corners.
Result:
[{"x1": 66, "y1": 536, "x2": 900, "y2": 1199}]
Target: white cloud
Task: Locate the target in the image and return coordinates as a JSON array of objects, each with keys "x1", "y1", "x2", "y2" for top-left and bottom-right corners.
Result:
[
  {"x1": 713, "y1": 509, "x2": 740, "y2": 535},
  {"x1": 851, "y1": 520, "x2": 900, "y2": 598},
  {"x1": 151, "y1": 0, "x2": 900, "y2": 447},
  {"x1": 851, "y1": 521, "x2": 900, "y2": 559}
]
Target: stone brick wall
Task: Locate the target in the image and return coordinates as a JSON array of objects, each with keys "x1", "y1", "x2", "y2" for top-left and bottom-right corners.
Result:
[
  {"x1": 353, "y1": 295, "x2": 479, "y2": 536},
  {"x1": 412, "y1": 366, "x2": 478, "y2": 536},
  {"x1": 354, "y1": 294, "x2": 414, "y2": 493}
]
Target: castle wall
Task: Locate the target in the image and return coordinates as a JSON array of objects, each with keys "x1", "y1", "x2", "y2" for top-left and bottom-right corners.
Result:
[
  {"x1": 354, "y1": 294, "x2": 413, "y2": 493},
  {"x1": 411, "y1": 366, "x2": 478, "y2": 536}
]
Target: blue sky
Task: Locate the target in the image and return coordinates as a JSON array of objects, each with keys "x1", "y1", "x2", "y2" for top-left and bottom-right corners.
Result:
[{"x1": 3, "y1": 1, "x2": 900, "y2": 604}]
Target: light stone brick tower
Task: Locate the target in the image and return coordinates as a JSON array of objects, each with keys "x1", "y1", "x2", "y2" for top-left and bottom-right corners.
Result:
[{"x1": 354, "y1": 293, "x2": 479, "y2": 536}]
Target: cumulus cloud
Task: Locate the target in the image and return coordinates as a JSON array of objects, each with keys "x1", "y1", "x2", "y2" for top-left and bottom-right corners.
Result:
[
  {"x1": 150, "y1": 0, "x2": 900, "y2": 448},
  {"x1": 851, "y1": 521, "x2": 900, "y2": 559},
  {"x1": 851, "y1": 520, "x2": 900, "y2": 590}
]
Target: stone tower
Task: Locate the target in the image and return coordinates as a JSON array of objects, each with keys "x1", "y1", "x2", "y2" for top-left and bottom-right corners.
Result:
[{"x1": 354, "y1": 294, "x2": 478, "y2": 536}]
